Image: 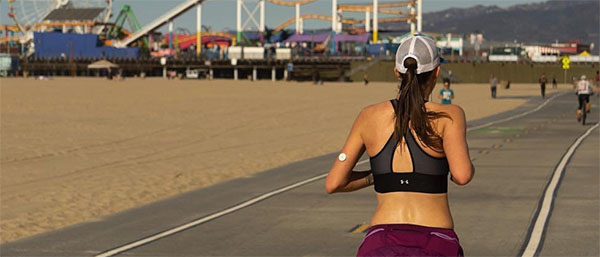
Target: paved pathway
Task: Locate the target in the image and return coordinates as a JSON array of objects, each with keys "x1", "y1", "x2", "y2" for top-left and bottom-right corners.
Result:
[{"x1": 2, "y1": 92, "x2": 598, "y2": 256}]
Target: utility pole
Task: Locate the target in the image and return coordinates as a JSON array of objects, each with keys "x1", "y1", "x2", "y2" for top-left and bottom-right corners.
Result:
[{"x1": 373, "y1": 0, "x2": 378, "y2": 43}]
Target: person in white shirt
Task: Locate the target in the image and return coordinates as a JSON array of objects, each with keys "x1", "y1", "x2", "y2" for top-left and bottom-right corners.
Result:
[{"x1": 576, "y1": 75, "x2": 595, "y2": 121}]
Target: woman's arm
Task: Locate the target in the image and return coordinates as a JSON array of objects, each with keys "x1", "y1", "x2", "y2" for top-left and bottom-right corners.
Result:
[
  {"x1": 331, "y1": 171, "x2": 373, "y2": 193},
  {"x1": 442, "y1": 105, "x2": 474, "y2": 185},
  {"x1": 325, "y1": 109, "x2": 370, "y2": 194}
]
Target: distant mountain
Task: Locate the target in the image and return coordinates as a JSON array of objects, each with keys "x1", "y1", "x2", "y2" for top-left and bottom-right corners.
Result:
[{"x1": 421, "y1": 0, "x2": 599, "y2": 46}]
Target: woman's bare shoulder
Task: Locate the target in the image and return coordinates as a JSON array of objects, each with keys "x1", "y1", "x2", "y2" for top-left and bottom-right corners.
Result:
[
  {"x1": 427, "y1": 103, "x2": 465, "y2": 120},
  {"x1": 360, "y1": 100, "x2": 394, "y2": 118},
  {"x1": 364, "y1": 100, "x2": 393, "y2": 111}
]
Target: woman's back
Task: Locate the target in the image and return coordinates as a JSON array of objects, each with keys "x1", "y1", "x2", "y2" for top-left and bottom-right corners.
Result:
[{"x1": 361, "y1": 100, "x2": 466, "y2": 229}]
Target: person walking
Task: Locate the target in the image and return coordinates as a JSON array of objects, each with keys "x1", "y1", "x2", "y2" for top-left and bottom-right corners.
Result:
[
  {"x1": 490, "y1": 74, "x2": 498, "y2": 98},
  {"x1": 438, "y1": 78, "x2": 455, "y2": 105},
  {"x1": 539, "y1": 73, "x2": 547, "y2": 98},
  {"x1": 595, "y1": 70, "x2": 600, "y2": 97},
  {"x1": 325, "y1": 35, "x2": 474, "y2": 257}
]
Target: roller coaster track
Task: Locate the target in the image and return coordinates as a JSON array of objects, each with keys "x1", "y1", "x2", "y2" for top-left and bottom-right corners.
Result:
[
  {"x1": 269, "y1": 1, "x2": 414, "y2": 32},
  {"x1": 376, "y1": 16, "x2": 413, "y2": 23},
  {"x1": 273, "y1": 14, "x2": 413, "y2": 33},
  {"x1": 174, "y1": 31, "x2": 236, "y2": 45},
  {"x1": 338, "y1": 1, "x2": 414, "y2": 15},
  {"x1": 114, "y1": 0, "x2": 323, "y2": 47},
  {"x1": 273, "y1": 14, "x2": 357, "y2": 33},
  {"x1": 337, "y1": 1, "x2": 415, "y2": 11},
  {"x1": 112, "y1": 0, "x2": 414, "y2": 47},
  {"x1": 266, "y1": 0, "x2": 317, "y2": 6}
]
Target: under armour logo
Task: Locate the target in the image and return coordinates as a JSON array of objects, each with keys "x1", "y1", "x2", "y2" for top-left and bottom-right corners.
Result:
[{"x1": 400, "y1": 179, "x2": 409, "y2": 185}]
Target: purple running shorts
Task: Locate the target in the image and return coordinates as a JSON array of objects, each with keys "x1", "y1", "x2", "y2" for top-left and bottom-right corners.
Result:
[{"x1": 356, "y1": 224, "x2": 464, "y2": 257}]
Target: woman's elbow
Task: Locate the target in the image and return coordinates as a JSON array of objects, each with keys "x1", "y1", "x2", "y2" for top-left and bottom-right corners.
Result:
[
  {"x1": 325, "y1": 176, "x2": 341, "y2": 194},
  {"x1": 451, "y1": 167, "x2": 474, "y2": 186},
  {"x1": 452, "y1": 175, "x2": 471, "y2": 185},
  {"x1": 325, "y1": 183, "x2": 339, "y2": 194}
]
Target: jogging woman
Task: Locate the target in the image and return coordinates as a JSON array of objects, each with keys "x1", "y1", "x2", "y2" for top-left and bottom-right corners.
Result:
[{"x1": 325, "y1": 35, "x2": 474, "y2": 257}]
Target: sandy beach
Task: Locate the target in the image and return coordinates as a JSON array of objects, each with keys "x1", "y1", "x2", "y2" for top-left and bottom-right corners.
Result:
[{"x1": 0, "y1": 77, "x2": 569, "y2": 243}]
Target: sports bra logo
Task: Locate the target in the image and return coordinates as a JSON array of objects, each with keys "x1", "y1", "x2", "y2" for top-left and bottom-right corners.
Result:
[{"x1": 400, "y1": 179, "x2": 409, "y2": 185}]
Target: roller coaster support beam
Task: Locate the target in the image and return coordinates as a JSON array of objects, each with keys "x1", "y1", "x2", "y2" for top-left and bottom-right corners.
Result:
[
  {"x1": 168, "y1": 20, "x2": 174, "y2": 50},
  {"x1": 331, "y1": 0, "x2": 337, "y2": 53},
  {"x1": 373, "y1": 0, "x2": 378, "y2": 43},
  {"x1": 237, "y1": 0, "x2": 242, "y2": 44},
  {"x1": 417, "y1": 0, "x2": 422, "y2": 32},
  {"x1": 260, "y1": 0, "x2": 265, "y2": 45},
  {"x1": 365, "y1": 9, "x2": 370, "y2": 32},
  {"x1": 409, "y1": 2, "x2": 415, "y2": 34},
  {"x1": 196, "y1": 2, "x2": 202, "y2": 56},
  {"x1": 295, "y1": 3, "x2": 300, "y2": 34},
  {"x1": 236, "y1": 0, "x2": 265, "y2": 45}
]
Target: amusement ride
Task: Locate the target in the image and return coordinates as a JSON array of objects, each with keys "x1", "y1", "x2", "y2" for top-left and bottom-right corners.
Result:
[{"x1": 1, "y1": 0, "x2": 423, "y2": 56}]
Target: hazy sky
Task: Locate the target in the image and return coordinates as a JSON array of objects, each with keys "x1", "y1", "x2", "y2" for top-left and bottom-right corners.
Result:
[{"x1": 1, "y1": 0, "x2": 547, "y2": 33}]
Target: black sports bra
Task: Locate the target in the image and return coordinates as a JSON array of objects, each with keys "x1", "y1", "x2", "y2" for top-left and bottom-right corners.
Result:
[{"x1": 369, "y1": 99, "x2": 450, "y2": 194}]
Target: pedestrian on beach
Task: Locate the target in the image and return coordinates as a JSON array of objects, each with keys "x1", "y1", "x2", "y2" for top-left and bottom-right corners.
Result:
[
  {"x1": 286, "y1": 62, "x2": 294, "y2": 81},
  {"x1": 552, "y1": 76, "x2": 557, "y2": 89},
  {"x1": 539, "y1": 73, "x2": 547, "y2": 98},
  {"x1": 490, "y1": 74, "x2": 497, "y2": 98},
  {"x1": 438, "y1": 78, "x2": 454, "y2": 105},
  {"x1": 595, "y1": 70, "x2": 600, "y2": 97},
  {"x1": 326, "y1": 35, "x2": 473, "y2": 257},
  {"x1": 364, "y1": 72, "x2": 369, "y2": 86}
]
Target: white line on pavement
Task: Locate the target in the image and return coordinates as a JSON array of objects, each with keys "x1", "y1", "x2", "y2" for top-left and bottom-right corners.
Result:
[
  {"x1": 95, "y1": 160, "x2": 369, "y2": 257},
  {"x1": 520, "y1": 123, "x2": 599, "y2": 257},
  {"x1": 467, "y1": 92, "x2": 566, "y2": 132}
]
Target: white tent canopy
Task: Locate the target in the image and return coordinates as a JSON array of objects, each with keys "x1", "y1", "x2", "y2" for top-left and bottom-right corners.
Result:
[{"x1": 87, "y1": 60, "x2": 118, "y2": 69}]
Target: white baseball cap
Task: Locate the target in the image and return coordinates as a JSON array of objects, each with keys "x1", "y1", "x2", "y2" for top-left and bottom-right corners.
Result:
[
  {"x1": 581, "y1": 75, "x2": 587, "y2": 80},
  {"x1": 395, "y1": 35, "x2": 446, "y2": 74}
]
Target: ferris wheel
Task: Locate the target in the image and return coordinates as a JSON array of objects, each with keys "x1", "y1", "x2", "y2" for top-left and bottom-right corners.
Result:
[{"x1": 7, "y1": 0, "x2": 112, "y2": 35}]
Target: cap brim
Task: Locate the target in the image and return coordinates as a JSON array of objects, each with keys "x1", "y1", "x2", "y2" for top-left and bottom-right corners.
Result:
[{"x1": 440, "y1": 57, "x2": 447, "y2": 64}]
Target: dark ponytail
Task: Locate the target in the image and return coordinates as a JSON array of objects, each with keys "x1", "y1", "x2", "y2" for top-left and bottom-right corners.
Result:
[{"x1": 394, "y1": 57, "x2": 448, "y2": 152}]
